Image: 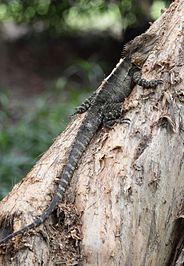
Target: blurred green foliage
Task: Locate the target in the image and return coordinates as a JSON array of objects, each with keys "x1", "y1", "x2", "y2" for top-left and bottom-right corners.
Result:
[
  {"x1": 0, "y1": 0, "x2": 170, "y2": 35},
  {"x1": 0, "y1": 58, "x2": 103, "y2": 199},
  {"x1": 0, "y1": 88, "x2": 85, "y2": 198},
  {"x1": 0, "y1": 90, "x2": 66, "y2": 197}
]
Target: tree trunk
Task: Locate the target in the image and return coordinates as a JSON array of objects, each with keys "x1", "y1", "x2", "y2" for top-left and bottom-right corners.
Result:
[{"x1": 0, "y1": 0, "x2": 184, "y2": 265}]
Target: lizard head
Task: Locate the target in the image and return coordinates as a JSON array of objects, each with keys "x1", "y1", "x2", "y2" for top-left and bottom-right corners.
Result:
[{"x1": 123, "y1": 33, "x2": 159, "y2": 67}]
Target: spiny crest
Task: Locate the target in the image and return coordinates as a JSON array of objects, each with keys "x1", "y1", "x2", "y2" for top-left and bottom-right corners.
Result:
[{"x1": 122, "y1": 39, "x2": 133, "y2": 57}]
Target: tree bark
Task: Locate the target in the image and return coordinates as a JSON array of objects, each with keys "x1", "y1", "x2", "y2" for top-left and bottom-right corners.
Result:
[{"x1": 0, "y1": 0, "x2": 184, "y2": 265}]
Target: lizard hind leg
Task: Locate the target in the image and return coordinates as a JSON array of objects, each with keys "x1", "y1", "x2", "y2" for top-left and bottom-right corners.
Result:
[{"x1": 102, "y1": 102, "x2": 130, "y2": 128}]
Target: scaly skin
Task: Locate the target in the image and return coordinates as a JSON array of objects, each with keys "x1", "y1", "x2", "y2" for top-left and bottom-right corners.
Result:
[{"x1": 0, "y1": 32, "x2": 162, "y2": 245}]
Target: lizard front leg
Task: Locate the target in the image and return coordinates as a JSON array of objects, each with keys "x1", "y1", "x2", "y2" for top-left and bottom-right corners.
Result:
[
  {"x1": 132, "y1": 70, "x2": 163, "y2": 88},
  {"x1": 74, "y1": 92, "x2": 97, "y2": 114}
]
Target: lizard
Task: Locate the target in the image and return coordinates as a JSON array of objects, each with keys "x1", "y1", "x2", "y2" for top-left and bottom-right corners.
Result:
[{"x1": 0, "y1": 32, "x2": 162, "y2": 245}]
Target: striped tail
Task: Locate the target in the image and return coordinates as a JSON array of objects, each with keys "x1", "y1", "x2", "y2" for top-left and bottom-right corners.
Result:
[{"x1": 0, "y1": 112, "x2": 101, "y2": 245}]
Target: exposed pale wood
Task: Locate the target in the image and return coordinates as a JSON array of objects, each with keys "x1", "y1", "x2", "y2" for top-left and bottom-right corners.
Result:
[{"x1": 0, "y1": 0, "x2": 184, "y2": 265}]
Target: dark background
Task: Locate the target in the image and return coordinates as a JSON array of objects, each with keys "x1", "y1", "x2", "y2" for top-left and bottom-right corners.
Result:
[{"x1": 0, "y1": 0, "x2": 172, "y2": 198}]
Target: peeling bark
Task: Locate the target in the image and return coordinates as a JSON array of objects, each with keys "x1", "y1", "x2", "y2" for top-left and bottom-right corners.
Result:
[{"x1": 0, "y1": 0, "x2": 184, "y2": 265}]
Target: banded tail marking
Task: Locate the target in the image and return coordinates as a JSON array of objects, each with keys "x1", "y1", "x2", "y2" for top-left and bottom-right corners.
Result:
[{"x1": 76, "y1": 140, "x2": 86, "y2": 150}]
